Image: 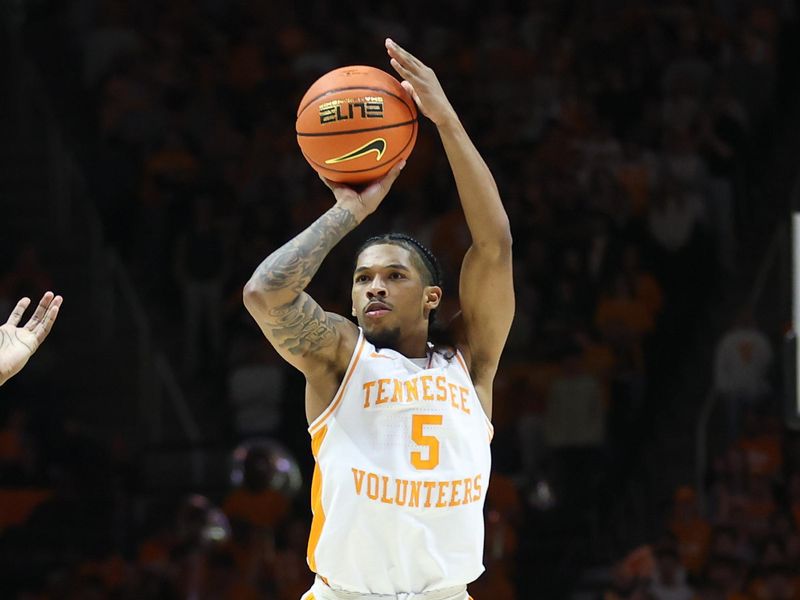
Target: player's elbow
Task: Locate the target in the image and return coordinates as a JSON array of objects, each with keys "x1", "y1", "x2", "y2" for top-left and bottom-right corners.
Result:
[
  {"x1": 475, "y1": 224, "x2": 513, "y2": 259},
  {"x1": 497, "y1": 223, "x2": 513, "y2": 252},
  {"x1": 242, "y1": 279, "x2": 263, "y2": 313}
]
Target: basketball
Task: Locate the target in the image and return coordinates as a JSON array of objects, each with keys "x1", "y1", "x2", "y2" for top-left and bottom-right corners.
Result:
[{"x1": 296, "y1": 65, "x2": 418, "y2": 185}]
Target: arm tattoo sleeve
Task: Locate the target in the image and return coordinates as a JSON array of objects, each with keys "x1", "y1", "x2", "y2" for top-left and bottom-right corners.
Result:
[
  {"x1": 247, "y1": 204, "x2": 358, "y2": 357},
  {"x1": 254, "y1": 204, "x2": 358, "y2": 295},
  {"x1": 267, "y1": 295, "x2": 349, "y2": 355}
]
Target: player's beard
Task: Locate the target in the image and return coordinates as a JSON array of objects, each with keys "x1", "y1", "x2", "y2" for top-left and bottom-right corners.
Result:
[{"x1": 364, "y1": 326, "x2": 402, "y2": 352}]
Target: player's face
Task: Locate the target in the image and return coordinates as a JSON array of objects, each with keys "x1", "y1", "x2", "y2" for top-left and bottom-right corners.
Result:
[{"x1": 352, "y1": 244, "x2": 438, "y2": 345}]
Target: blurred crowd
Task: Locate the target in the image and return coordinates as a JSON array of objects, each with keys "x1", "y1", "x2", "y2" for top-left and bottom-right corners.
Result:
[
  {"x1": 2, "y1": 0, "x2": 799, "y2": 597},
  {"x1": 604, "y1": 403, "x2": 800, "y2": 599}
]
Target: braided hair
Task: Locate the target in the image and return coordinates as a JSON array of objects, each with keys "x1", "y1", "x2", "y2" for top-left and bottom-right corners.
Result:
[{"x1": 354, "y1": 233, "x2": 455, "y2": 358}]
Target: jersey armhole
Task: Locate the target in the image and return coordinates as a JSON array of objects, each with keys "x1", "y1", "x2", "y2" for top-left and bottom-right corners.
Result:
[{"x1": 308, "y1": 330, "x2": 367, "y2": 436}]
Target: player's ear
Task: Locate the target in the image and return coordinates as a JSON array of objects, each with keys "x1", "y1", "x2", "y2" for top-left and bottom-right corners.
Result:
[
  {"x1": 423, "y1": 286, "x2": 442, "y2": 314},
  {"x1": 352, "y1": 306, "x2": 357, "y2": 317}
]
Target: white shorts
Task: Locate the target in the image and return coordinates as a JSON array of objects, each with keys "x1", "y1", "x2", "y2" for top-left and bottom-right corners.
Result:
[{"x1": 301, "y1": 576, "x2": 473, "y2": 600}]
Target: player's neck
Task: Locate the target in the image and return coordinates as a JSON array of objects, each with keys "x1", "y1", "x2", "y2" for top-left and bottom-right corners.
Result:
[
  {"x1": 365, "y1": 322, "x2": 430, "y2": 358},
  {"x1": 391, "y1": 332, "x2": 430, "y2": 359}
]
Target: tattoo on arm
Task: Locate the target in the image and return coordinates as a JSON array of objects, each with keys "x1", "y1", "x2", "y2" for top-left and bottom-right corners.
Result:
[
  {"x1": 267, "y1": 296, "x2": 348, "y2": 356},
  {"x1": 254, "y1": 205, "x2": 358, "y2": 295}
]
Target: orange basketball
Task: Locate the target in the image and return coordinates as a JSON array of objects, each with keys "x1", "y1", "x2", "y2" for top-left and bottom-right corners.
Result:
[{"x1": 296, "y1": 65, "x2": 418, "y2": 185}]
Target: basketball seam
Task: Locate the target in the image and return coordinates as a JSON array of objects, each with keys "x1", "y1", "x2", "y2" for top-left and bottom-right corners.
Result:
[
  {"x1": 301, "y1": 120, "x2": 417, "y2": 174},
  {"x1": 297, "y1": 85, "x2": 416, "y2": 117},
  {"x1": 297, "y1": 118, "x2": 419, "y2": 138}
]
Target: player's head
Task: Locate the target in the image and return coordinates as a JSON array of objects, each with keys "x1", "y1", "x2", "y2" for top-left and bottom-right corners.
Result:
[{"x1": 352, "y1": 233, "x2": 442, "y2": 350}]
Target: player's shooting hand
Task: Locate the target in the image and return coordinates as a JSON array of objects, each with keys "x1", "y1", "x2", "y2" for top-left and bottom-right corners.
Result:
[
  {"x1": 0, "y1": 292, "x2": 62, "y2": 386},
  {"x1": 386, "y1": 38, "x2": 456, "y2": 127},
  {"x1": 319, "y1": 160, "x2": 406, "y2": 222}
]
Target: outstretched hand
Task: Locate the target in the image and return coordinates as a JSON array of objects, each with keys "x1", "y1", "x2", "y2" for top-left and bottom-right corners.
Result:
[
  {"x1": 319, "y1": 159, "x2": 406, "y2": 221},
  {"x1": 385, "y1": 38, "x2": 456, "y2": 127},
  {"x1": 0, "y1": 292, "x2": 62, "y2": 386}
]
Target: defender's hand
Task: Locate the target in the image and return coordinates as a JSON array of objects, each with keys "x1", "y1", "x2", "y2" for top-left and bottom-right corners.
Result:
[
  {"x1": 386, "y1": 38, "x2": 457, "y2": 127},
  {"x1": 0, "y1": 292, "x2": 62, "y2": 385}
]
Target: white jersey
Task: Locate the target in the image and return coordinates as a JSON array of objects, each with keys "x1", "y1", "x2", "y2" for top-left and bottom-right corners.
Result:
[{"x1": 306, "y1": 330, "x2": 493, "y2": 595}]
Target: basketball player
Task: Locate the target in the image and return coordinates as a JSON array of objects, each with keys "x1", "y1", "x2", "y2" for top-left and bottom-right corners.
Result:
[
  {"x1": 243, "y1": 39, "x2": 513, "y2": 600},
  {"x1": 0, "y1": 292, "x2": 62, "y2": 386}
]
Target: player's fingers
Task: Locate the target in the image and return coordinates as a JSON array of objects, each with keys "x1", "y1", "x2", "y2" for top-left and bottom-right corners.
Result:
[
  {"x1": 319, "y1": 173, "x2": 353, "y2": 195},
  {"x1": 318, "y1": 172, "x2": 335, "y2": 190},
  {"x1": 386, "y1": 38, "x2": 424, "y2": 70},
  {"x1": 400, "y1": 80, "x2": 421, "y2": 107},
  {"x1": 25, "y1": 291, "x2": 54, "y2": 330},
  {"x1": 372, "y1": 160, "x2": 406, "y2": 195},
  {"x1": 385, "y1": 39, "x2": 417, "y2": 73},
  {"x1": 389, "y1": 57, "x2": 413, "y2": 81},
  {"x1": 34, "y1": 297, "x2": 61, "y2": 343},
  {"x1": 386, "y1": 159, "x2": 406, "y2": 182},
  {"x1": 6, "y1": 297, "x2": 31, "y2": 326}
]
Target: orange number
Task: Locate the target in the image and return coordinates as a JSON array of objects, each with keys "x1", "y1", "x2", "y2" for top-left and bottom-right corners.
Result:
[{"x1": 410, "y1": 414, "x2": 442, "y2": 470}]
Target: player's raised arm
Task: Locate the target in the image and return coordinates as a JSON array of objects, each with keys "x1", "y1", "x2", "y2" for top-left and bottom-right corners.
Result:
[
  {"x1": 243, "y1": 164, "x2": 405, "y2": 376},
  {"x1": 386, "y1": 39, "x2": 514, "y2": 393}
]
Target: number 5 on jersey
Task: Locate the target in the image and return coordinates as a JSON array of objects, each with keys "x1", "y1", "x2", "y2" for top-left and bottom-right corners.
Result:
[{"x1": 410, "y1": 414, "x2": 443, "y2": 470}]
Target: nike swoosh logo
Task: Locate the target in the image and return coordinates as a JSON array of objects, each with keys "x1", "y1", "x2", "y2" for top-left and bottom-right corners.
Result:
[
  {"x1": 370, "y1": 352, "x2": 392, "y2": 359},
  {"x1": 325, "y1": 138, "x2": 386, "y2": 164}
]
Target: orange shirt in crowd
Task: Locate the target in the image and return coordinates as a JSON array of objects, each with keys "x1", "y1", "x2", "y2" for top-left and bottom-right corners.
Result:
[
  {"x1": 633, "y1": 274, "x2": 663, "y2": 318},
  {"x1": 736, "y1": 434, "x2": 782, "y2": 477},
  {"x1": 486, "y1": 473, "x2": 523, "y2": 521},
  {"x1": 668, "y1": 518, "x2": 711, "y2": 576},
  {"x1": 619, "y1": 544, "x2": 656, "y2": 580},
  {"x1": 222, "y1": 488, "x2": 290, "y2": 529},
  {"x1": 594, "y1": 296, "x2": 654, "y2": 337},
  {"x1": 0, "y1": 489, "x2": 53, "y2": 531}
]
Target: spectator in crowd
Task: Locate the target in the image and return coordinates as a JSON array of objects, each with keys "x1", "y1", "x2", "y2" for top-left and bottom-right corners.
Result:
[
  {"x1": 648, "y1": 544, "x2": 694, "y2": 600},
  {"x1": 713, "y1": 307, "x2": 774, "y2": 442},
  {"x1": 226, "y1": 337, "x2": 287, "y2": 438},
  {"x1": 174, "y1": 195, "x2": 229, "y2": 377},
  {"x1": 703, "y1": 555, "x2": 748, "y2": 599},
  {"x1": 667, "y1": 485, "x2": 712, "y2": 578},
  {"x1": 542, "y1": 341, "x2": 608, "y2": 509},
  {"x1": 221, "y1": 443, "x2": 291, "y2": 534}
]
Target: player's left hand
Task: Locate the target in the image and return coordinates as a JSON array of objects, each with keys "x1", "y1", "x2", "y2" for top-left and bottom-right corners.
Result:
[
  {"x1": 386, "y1": 38, "x2": 456, "y2": 127},
  {"x1": 0, "y1": 292, "x2": 62, "y2": 385}
]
